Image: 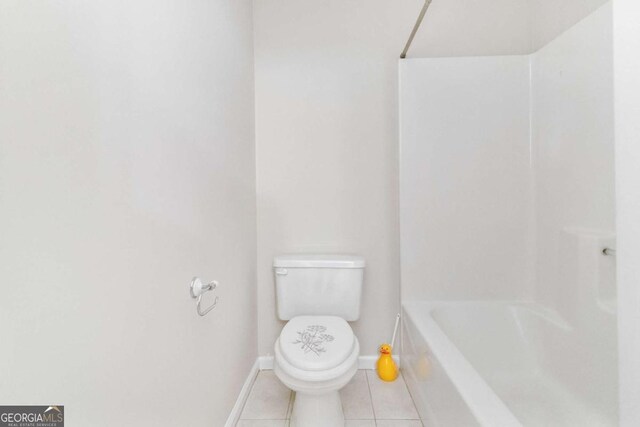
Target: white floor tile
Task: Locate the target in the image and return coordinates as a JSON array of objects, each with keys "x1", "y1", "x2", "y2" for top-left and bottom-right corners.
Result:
[
  {"x1": 236, "y1": 420, "x2": 288, "y2": 427},
  {"x1": 341, "y1": 370, "x2": 375, "y2": 419},
  {"x1": 366, "y1": 370, "x2": 420, "y2": 420},
  {"x1": 344, "y1": 420, "x2": 376, "y2": 427},
  {"x1": 375, "y1": 421, "x2": 423, "y2": 427},
  {"x1": 240, "y1": 371, "x2": 292, "y2": 420},
  {"x1": 238, "y1": 369, "x2": 422, "y2": 426}
]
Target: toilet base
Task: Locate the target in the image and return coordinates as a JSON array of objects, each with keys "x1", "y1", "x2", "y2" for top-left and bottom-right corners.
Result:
[{"x1": 290, "y1": 390, "x2": 344, "y2": 427}]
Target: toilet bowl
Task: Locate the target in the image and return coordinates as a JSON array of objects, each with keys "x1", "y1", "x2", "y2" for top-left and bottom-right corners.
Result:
[{"x1": 274, "y1": 315, "x2": 359, "y2": 427}]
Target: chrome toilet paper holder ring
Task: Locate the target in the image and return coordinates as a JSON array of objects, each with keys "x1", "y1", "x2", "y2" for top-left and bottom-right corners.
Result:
[{"x1": 190, "y1": 277, "x2": 219, "y2": 316}]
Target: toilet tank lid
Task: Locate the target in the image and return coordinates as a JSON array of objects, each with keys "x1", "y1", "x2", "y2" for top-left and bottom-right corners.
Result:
[{"x1": 273, "y1": 254, "x2": 365, "y2": 269}]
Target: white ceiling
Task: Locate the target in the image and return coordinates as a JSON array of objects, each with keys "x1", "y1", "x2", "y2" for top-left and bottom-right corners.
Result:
[
  {"x1": 404, "y1": 0, "x2": 609, "y2": 58},
  {"x1": 528, "y1": 0, "x2": 610, "y2": 49}
]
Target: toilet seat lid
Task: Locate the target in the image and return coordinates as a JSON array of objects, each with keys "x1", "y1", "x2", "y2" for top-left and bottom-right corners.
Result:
[{"x1": 279, "y1": 316, "x2": 355, "y2": 371}]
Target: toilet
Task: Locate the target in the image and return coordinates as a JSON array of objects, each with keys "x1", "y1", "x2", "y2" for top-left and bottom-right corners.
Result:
[{"x1": 272, "y1": 254, "x2": 365, "y2": 427}]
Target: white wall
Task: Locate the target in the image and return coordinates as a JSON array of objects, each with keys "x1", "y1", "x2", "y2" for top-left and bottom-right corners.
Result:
[
  {"x1": 253, "y1": 0, "x2": 423, "y2": 356},
  {"x1": 613, "y1": 0, "x2": 640, "y2": 424},
  {"x1": 531, "y1": 2, "x2": 614, "y2": 312},
  {"x1": 0, "y1": 1, "x2": 256, "y2": 426},
  {"x1": 399, "y1": 56, "x2": 534, "y2": 301}
]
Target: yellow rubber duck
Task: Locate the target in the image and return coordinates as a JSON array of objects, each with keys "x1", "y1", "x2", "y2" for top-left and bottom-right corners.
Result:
[{"x1": 376, "y1": 343, "x2": 398, "y2": 382}]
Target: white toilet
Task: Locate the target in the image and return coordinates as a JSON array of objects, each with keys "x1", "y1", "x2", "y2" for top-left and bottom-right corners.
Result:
[{"x1": 273, "y1": 254, "x2": 365, "y2": 427}]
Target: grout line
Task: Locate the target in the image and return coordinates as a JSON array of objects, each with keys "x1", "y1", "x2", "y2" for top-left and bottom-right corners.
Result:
[
  {"x1": 226, "y1": 359, "x2": 261, "y2": 427},
  {"x1": 399, "y1": 369, "x2": 424, "y2": 426},
  {"x1": 237, "y1": 371, "x2": 294, "y2": 423},
  {"x1": 367, "y1": 369, "x2": 423, "y2": 424},
  {"x1": 364, "y1": 369, "x2": 378, "y2": 421},
  {"x1": 286, "y1": 389, "x2": 295, "y2": 420},
  {"x1": 237, "y1": 369, "x2": 422, "y2": 426}
]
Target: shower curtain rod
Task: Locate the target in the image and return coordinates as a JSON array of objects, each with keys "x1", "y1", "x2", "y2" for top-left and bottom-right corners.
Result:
[{"x1": 400, "y1": 0, "x2": 433, "y2": 59}]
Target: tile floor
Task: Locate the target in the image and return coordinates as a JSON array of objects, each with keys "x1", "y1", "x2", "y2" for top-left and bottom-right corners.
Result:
[{"x1": 237, "y1": 370, "x2": 423, "y2": 427}]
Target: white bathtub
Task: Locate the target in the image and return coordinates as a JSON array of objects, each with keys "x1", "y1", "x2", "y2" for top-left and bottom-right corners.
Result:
[{"x1": 402, "y1": 301, "x2": 617, "y2": 427}]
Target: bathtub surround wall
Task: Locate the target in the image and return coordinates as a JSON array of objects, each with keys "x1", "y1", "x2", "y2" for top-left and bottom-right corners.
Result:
[
  {"x1": 532, "y1": 2, "x2": 615, "y2": 313},
  {"x1": 400, "y1": 3, "x2": 616, "y2": 424},
  {"x1": 400, "y1": 56, "x2": 534, "y2": 300},
  {"x1": 613, "y1": 0, "x2": 640, "y2": 424},
  {"x1": 531, "y1": 10, "x2": 617, "y2": 414},
  {"x1": 400, "y1": 2, "x2": 614, "y2": 305},
  {"x1": 529, "y1": 12, "x2": 617, "y2": 417},
  {"x1": 0, "y1": 1, "x2": 256, "y2": 425}
]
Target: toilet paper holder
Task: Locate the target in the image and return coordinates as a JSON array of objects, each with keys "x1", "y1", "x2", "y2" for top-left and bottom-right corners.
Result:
[{"x1": 190, "y1": 277, "x2": 219, "y2": 316}]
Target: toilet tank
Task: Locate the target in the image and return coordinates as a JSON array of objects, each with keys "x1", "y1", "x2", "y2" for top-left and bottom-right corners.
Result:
[{"x1": 274, "y1": 254, "x2": 365, "y2": 321}]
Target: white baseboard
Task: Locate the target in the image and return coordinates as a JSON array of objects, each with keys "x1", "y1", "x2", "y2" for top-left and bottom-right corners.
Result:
[
  {"x1": 224, "y1": 359, "x2": 260, "y2": 427},
  {"x1": 255, "y1": 355, "x2": 400, "y2": 371},
  {"x1": 358, "y1": 355, "x2": 400, "y2": 369},
  {"x1": 258, "y1": 355, "x2": 274, "y2": 370}
]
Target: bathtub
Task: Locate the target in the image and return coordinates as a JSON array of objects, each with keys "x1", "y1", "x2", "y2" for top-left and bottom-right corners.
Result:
[{"x1": 401, "y1": 301, "x2": 617, "y2": 427}]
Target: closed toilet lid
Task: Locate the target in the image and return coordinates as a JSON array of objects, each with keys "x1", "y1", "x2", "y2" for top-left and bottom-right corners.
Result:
[{"x1": 279, "y1": 316, "x2": 355, "y2": 371}]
